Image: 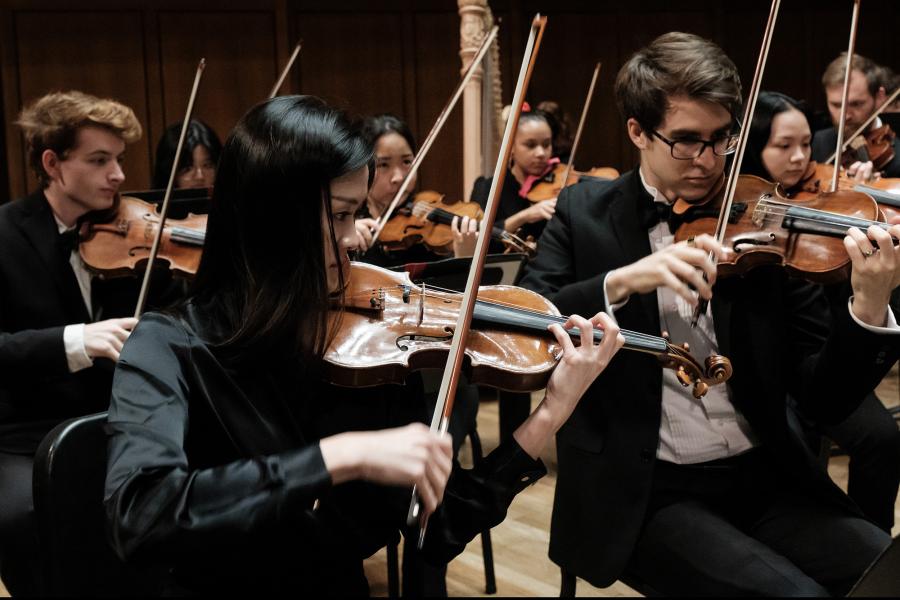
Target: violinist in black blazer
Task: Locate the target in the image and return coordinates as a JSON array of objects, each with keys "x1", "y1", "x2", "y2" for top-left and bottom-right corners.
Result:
[
  {"x1": 811, "y1": 52, "x2": 900, "y2": 178},
  {"x1": 519, "y1": 33, "x2": 900, "y2": 596},
  {"x1": 0, "y1": 91, "x2": 143, "y2": 595}
]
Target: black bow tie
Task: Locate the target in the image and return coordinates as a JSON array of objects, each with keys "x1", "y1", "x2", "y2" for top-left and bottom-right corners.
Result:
[
  {"x1": 58, "y1": 228, "x2": 79, "y2": 257},
  {"x1": 639, "y1": 198, "x2": 683, "y2": 232}
]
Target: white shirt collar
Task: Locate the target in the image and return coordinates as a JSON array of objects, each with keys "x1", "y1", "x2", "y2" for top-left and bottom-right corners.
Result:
[{"x1": 638, "y1": 167, "x2": 672, "y2": 206}]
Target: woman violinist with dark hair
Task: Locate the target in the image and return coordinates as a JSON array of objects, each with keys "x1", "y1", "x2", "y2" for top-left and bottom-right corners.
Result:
[
  {"x1": 470, "y1": 105, "x2": 560, "y2": 248},
  {"x1": 742, "y1": 90, "x2": 900, "y2": 533},
  {"x1": 353, "y1": 113, "x2": 478, "y2": 265},
  {"x1": 151, "y1": 119, "x2": 223, "y2": 190},
  {"x1": 103, "y1": 95, "x2": 623, "y2": 594}
]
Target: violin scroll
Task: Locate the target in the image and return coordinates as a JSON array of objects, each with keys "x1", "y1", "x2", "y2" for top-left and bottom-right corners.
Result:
[{"x1": 659, "y1": 335, "x2": 733, "y2": 399}]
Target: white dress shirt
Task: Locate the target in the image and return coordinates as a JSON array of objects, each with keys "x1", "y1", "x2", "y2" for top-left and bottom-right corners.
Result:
[
  {"x1": 54, "y1": 214, "x2": 94, "y2": 373},
  {"x1": 602, "y1": 168, "x2": 899, "y2": 464}
]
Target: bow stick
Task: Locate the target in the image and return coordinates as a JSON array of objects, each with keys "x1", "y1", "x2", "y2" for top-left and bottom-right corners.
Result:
[
  {"x1": 133, "y1": 59, "x2": 206, "y2": 318},
  {"x1": 691, "y1": 0, "x2": 781, "y2": 326},
  {"x1": 830, "y1": 0, "x2": 863, "y2": 192},
  {"x1": 559, "y1": 61, "x2": 601, "y2": 188},
  {"x1": 269, "y1": 41, "x2": 302, "y2": 99},
  {"x1": 407, "y1": 14, "x2": 548, "y2": 548}
]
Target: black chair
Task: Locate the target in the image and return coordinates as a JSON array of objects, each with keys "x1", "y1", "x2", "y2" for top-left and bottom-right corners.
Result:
[
  {"x1": 32, "y1": 412, "x2": 166, "y2": 596},
  {"x1": 847, "y1": 535, "x2": 900, "y2": 597},
  {"x1": 560, "y1": 567, "x2": 659, "y2": 597}
]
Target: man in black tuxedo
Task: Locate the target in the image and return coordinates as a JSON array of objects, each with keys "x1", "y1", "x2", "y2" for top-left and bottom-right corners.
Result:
[
  {"x1": 811, "y1": 52, "x2": 900, "y2": 179},
  {"x1": 0, "y1": 91, "x2": 143, "y2": 595},
  {"x1": 520, "y1": 32, "x2": 900, "y2": 596}
]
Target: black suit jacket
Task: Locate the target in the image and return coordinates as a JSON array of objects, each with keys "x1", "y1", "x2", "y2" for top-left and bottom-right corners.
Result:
[
  {"x1": 0, "y1": 191, "x2": 140, "y2": 454},
  {"x1": 812, "y1": 126, "x2": 900, "y2": 178},
  {"x1": 518, "y1": 169, "x2": 899, "y2": 586}
]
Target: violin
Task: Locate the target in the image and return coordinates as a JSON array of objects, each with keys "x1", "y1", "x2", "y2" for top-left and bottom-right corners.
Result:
[
  {"x1": 79, "y1": 195, "x2": 206, "y2": 279},
  {"x1": 325, "y1": 262, "x2": 732, "y2": 398},
  {"x1": 525, "y1": 162, "x2": 620, "y2": 202},
  {"x1": 376, "y1": 190, "x2": 535, "y2": 257},
  {"x1": 795, "y1": 162, "x2": 900, "y2": 224},
  {"x1": 674, "y1": 174, "x2": 892, "y2": 284},
  {"x1": 838, "y1": 123, "x2": 896, "y2": 172}
]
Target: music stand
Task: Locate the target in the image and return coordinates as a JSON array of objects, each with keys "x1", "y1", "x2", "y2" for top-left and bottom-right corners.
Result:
[
  {"x1": 394, "y1": 253, "x2": 528, "y2": 291},
  {"x1": 847, "y1": 535, "x2": 900, "y2": 597}
]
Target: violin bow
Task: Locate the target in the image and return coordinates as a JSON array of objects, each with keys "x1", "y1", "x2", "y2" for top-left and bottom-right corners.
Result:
[
  {"x1": 825, "y1": 87, "x2": 900, "y2": 166},
  {"x1": 830, "y1": 0, "x2": 863, "y2": 192},
  {"x1": 559, "y1": 61, "x2": 601, "y2": 187},
  {"x1": 691, "y1": 0, "x2": 781, "y2": 327},
  {"x1": 406, "y1": 14, "x2": 548, "y2": 548},
  {"x1": 369, "y1": 25, "x2": 499, "y2": 244},
  {"x1": 268, "y1": 41, "x2": 302, "y2": 99},
  {"x1": 133, "y1": 59, "x2": 207, "y2": 318}
]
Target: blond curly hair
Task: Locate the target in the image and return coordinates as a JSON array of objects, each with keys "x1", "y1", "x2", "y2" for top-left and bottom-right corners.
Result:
[{"x1": 16, "y1": 90, "x2": 142, "y2": 187}]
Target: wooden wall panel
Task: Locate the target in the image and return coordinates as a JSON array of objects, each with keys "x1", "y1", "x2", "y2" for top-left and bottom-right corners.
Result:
[
  {"x1": 411, "y1": 11, "x2": 464, "y2": 199},
  {"x1": 294, "y1": 12, "x2": 407, "y2": 117},
  {"x1": 0, "y1": 0, "x2": 896, "y2": 201},
  {"x1": 10, "y1": 11, "x2": 150, "y2": 196},
  {"x1": 157, "y1": 10, "x2": 279, "y2": 157}
]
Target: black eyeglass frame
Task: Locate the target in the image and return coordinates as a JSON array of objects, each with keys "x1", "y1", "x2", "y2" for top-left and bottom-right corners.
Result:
[{"x1": 647, "y1": 129, "x2": 740, "y2": 160}]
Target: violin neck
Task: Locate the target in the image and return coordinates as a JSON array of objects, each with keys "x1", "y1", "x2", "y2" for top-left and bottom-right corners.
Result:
[
  {"x1": 424, "y1": 206, "x2": 508, "y2": 242},
  {"x1": 472, "y1": 299, "x2": 668, "y2": 355},
  {"x1": 781, "y1": 205, "x2": 894, "y2": 241},
  {"x1": 169, "y1": 227, "x2": 205, "y2": 247}
]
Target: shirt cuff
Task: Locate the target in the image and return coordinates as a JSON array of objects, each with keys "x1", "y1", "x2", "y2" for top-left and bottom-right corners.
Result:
[
  {"x1": 602, "y1": 271, "x2": 629, "y2": 318},
  {"x1": 63, "y1": 323, "x2": 94, "y2": 372},
  {"x1": 848, "y1": 296, "x2": 900, "y2": 334}
]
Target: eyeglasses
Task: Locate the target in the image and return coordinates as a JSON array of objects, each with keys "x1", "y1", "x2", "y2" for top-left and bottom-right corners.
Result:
[{"x1": 648, "y1": 129, "x2": 740, "y2": 160}]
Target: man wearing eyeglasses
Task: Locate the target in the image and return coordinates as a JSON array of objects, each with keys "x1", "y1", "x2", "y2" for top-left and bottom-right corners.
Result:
[{"x1": 520, "y1": 32, "x2": 900, "y2": 596}]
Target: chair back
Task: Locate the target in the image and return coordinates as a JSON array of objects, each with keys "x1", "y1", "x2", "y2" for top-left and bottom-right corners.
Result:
[{"x1": 33, "y1": 412, "x2": 165, "y2": 596}]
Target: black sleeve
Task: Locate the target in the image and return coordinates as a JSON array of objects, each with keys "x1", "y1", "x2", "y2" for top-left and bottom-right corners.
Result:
[
  {"x1": 104, "y1": 314, "x2": 333, "y2": 564},
  {"x1": 0, "y1": 326, "x2": 68, "y2": 379},
  {"x1": 471, "y1": 176, "x2": 508, "y2": 234},
  {"x1": 417, "y1": 436, "x2": 546, "y2": 565},
  {"x1": 518, "y1": 186, "x2": 609, "y2": 317},
  {"x1": 788, "y1": 277, "x2": 900, "y2": 425}
]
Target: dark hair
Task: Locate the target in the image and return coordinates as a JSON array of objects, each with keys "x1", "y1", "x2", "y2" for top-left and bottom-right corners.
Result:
[
  {"x1": 518, "y1": 108, "x2": 559, "y2": 145},
  {"x1": 152, "y1": 119, "x2": 223, "y2": 189},
  {"x1": 361, "y1": 113, "x2": 418, "y2": 155},
  {"x1": 535, "y1": 100, "x2": 572, "y2": 160},
  {"x1": 190, "y1": 95, "x2": 371, "y2": 369},
  {"x1": 742, "y1": 91, "x2": 810, "y2": 180},
  {"x1": 615, "y1": 32, "x2": 742, "y2": 131}
]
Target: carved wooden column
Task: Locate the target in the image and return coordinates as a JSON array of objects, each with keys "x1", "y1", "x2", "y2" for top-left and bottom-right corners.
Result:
[{"x1": 458, "y1": 0, "x2": 488, "y2": 199}]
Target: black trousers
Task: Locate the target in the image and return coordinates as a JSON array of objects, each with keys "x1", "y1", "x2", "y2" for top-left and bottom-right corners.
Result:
[
  {"x1": 627, "y1": 449, "x2": 890, "y2": 597},
  {"x1": 821, "y1": 391, "x2": 900, "y2": 532},
  {"x1": 0, "y1": 452, "x2": 40, "y2": 596}
]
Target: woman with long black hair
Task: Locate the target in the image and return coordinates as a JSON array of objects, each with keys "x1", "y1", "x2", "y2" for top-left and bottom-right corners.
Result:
[{"x1": 103, "y1": 95, "x2": 623, "y2": 594}]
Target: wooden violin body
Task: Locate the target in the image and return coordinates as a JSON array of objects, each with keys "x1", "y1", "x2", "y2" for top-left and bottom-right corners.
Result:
[
  {"x1": 377, "y1": 190, "x2": 535, "y2": 257},
  {"x1": 676, "y1": 174, "x2": 883, "y2": 284},
  {"x1": 797, "y1": 162, "x2": 900, "y2": 224},
  {"x1": 79, "y1": 195, "x2": 206, "y2": 279},
  {"x1": 840, "y1": 123, "x2": 896, "y2": 171},
  {"x1": 325, "y1": 263, "x2": 732, "y2": 397},
  {"x1": 525, "y1": 163, "x2": 619, "y2": 202}
]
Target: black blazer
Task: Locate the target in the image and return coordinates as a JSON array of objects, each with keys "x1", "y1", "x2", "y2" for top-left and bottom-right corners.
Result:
[
  {"x1": 0, "y1": 191, "x2": 138, "y2": 453},
  {"x1": 518, "y1": 169, "x2": 899, "y2": 586},
  {"x1": 811, "y1": 126, "x2": 900, "y2": 178}
]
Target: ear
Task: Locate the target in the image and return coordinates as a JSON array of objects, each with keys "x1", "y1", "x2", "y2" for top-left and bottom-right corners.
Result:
[
  {"x1": 626, "y1": 118, "x2": 649, "y2": 150},
  {"x1": 41, "y1": 149, "x2": 61, "y2": 182},
  {"x1": 875, "y1": 85, "x2": 887, "y2": 108}
]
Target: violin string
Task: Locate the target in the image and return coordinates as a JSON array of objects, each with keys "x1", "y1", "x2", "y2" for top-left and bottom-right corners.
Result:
[
  {"x1": 343, "y1": 284, "x2": 667, "y2": 346},
  {"x1": 752, "y1": 199, "x2": 888, "y2": 231}
]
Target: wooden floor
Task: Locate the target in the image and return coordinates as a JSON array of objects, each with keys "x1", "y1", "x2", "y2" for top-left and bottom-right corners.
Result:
[{"x1": 1, "y1": 366, "x2": 897, "y2": 597}]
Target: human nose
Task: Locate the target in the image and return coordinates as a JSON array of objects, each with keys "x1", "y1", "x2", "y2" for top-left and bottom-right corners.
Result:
[
  {"x1": 391, "y1": 167, "x2": 404, "y2": 185},
  {"x1": 693, "y1": 144, "x2": 717, "y2": 169},
  {"x1": 109, "y1": 161, "x2": 125, "y2": 184},
  {"x1": 790, "y1": 146, "x2": 806, "y2": 163}
]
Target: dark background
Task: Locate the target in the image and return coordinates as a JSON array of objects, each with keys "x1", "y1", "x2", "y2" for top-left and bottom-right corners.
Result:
[{"x1": 0, "y1": 0, "x2": 896, "y2": 202}]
